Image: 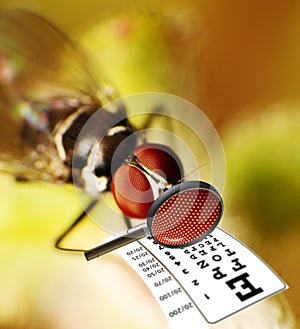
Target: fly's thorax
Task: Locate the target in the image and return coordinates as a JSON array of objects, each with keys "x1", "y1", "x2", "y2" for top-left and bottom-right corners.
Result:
[
  {"x1": 53, "y1": 105, "x2": 138, "y2": 196},
  {"x1": 53, "y1": 105, "x2": 99, "y2": 166}
]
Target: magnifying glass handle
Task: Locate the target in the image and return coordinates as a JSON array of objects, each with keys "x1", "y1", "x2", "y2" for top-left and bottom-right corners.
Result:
[{"x1": 84, "y1": 224, "x2": 148, "y2": 261}]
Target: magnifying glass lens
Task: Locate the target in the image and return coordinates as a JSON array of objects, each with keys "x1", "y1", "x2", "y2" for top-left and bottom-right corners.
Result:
[{"x1": 148, "y1": 181, "x2": 223, "y2": 248}]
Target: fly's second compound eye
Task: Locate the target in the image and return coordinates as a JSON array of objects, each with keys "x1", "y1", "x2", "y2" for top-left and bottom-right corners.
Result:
[{"x1": 111, "y1": 143, "x2": 183, "y2": 218}]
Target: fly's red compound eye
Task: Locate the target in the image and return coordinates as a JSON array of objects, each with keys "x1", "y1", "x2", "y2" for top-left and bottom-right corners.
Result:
[{"x1": 111, "y1": 143, "x2": 183, "y2": 218}]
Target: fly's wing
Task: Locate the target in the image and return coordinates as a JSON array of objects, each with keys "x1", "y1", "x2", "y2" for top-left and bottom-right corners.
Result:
[
  {"x1": 0, "y1": 147, "x2": 70, "y2": 183},
  {"x1": 0, "y1": 9, "x2": 112, "y2": 182},
  {"x1": 0, "y1": 9, "x2": 102, "y2": 103}
]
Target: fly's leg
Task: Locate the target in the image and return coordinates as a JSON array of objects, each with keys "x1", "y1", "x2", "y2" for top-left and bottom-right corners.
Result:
[
  {"x1": 123, "y1": 215, "x2": 132, "y2": 229},
  {"x1": 55, "y1": 200, "x2": 98, "y2": 252},
  {"x1": 141, "y1": 105, "x2": 165, "y2": 129},
  {"x1": 55, "y1": 200, "x2": 133, "y2": 253}
]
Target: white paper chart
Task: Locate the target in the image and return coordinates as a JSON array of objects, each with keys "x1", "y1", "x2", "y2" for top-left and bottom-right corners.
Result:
[{"x1": 116, "y1": 228, "x2": 287, "y2": 326}]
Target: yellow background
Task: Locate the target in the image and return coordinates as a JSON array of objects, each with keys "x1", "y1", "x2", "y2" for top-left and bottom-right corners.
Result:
[{"x1": 0, "y1": 0, "x2": 299, "y2": 328}]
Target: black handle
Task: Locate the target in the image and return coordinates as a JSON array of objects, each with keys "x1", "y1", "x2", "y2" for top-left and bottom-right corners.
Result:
[{"x1": 84, "y1": 225, "x2": 147, "y2": 261}]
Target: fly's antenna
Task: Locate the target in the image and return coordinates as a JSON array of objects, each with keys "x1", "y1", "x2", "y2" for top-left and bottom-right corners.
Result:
[{"x1": 177, "y1": 163, "x2": 208, "y2": 183}]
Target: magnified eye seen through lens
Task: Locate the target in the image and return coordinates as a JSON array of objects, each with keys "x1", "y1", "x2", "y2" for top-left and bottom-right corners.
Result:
[{"x1": 148, "y1": 182, "x2": 223, "y2": 247}]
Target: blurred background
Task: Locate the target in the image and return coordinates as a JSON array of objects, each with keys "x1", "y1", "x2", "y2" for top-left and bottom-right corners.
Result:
[{"x1": 0, "y1": 0, "x2": 299, "y2": 328}]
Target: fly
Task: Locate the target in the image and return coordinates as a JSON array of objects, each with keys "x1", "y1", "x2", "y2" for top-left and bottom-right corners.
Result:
[{"x1": 0, "y1": 9, "x2": 221, "y2": 257}]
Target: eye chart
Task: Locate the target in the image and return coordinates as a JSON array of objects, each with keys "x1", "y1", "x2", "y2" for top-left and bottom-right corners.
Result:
[{"x1": 116, "y1": 228, "x2": 286, "y2": 327}]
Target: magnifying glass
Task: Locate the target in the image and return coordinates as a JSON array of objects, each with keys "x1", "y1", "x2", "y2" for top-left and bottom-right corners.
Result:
[{"x1": 84, "y1": 181, "x2": 223, "y2": 261}]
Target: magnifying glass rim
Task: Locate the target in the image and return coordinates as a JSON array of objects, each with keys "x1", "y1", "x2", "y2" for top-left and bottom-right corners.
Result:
[{"x1": 146, "y1": 180, "x2": 224, "y2": 248}]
